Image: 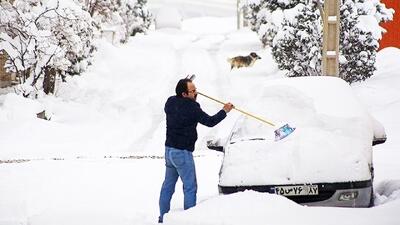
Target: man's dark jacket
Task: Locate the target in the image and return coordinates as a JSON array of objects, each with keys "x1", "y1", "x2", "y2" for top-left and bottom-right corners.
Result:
[{"x1": 165, "y1": 96, "x2": 226, "y2": 152}]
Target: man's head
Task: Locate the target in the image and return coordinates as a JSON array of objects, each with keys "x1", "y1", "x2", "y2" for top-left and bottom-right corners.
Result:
[{"x1": 175, "y1": 78, "x2": 197, "y2": 100}]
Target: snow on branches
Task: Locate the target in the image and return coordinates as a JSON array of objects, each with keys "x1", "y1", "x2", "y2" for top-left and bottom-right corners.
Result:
[
  {"x1": 340, "y1": 0, "x2": 394, "y2": 83},
  {"x1": 0, "y1": 0, "x2": 153, "y2": 97},
  {"x1": 0, "y1": 0, "x2": 94, "y2": 96},
  {"x1": 242, "y1": 0, "x2": 394, "y2": 83},
  {"x1": 78, "y1": 0, "x2": 153, "y2": 43},
  {"x1": 272, "y1": 3, "x2": 322, "y2": 77}
]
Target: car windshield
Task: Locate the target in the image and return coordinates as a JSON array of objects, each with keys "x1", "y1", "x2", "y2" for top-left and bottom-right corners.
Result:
[{"x1": 229, "y1": 115, "x2": 274, "y2": 142}]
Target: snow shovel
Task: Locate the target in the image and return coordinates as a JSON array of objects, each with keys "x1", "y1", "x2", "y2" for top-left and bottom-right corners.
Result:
[{"x1": 197, "y1": 92, "x2": 296, "y2": 141}]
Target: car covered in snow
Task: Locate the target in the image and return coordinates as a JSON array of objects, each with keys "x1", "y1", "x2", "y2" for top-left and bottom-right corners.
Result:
[{"x1": 207, "y1": 76, "x2": 386, "y2": 207}]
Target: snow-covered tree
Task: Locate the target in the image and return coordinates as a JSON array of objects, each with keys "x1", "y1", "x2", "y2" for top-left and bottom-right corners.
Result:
[
  {"x1": 339, "y1": 0, "x2": 394, "y2": 83},
  {"x1": 78, "y1": 0, "x2": 153, "y2": 43},
  {"x1": 242, "y1": 0, "x2": 266, "y2": 32},
  {"x1": 242, "y1": 1, "x2": 274, "y2": 47},
  {"x1": 243, "y1": 0, "x2": 321, "y2": 76},
  {"x1": 242, "y1": 0, "x2": 308, "y2": 47},
  {"x1": 272, "y1": 3, "x2": 322, "y2": 77},
  {"x1": 0, "y1": 0, "x2": 95, "y2": 96},
  {"x1": 125, "y1": 0, "x2": 153, "y2": 37}
]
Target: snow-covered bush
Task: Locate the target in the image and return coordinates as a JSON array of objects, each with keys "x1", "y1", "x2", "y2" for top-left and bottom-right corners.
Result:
[
  {"x1": 127, "y1": 0, "x2": 153, "y2": 36},
  {"x1": 242, "y1": 0, "x2": 266, "y2": 32},
  {"x1": 243, "y1": 0, "x2": 394, "y2": 83},
  {"x1": 78, "y1": 0, "x2": 153, "y2": 43},
  {"x1": 243, "y1": 0, "x2": 308, "y2": 47},
  {"x1": 272, "y1": 3, "x2": 322, "y2": 77},
  {"x1": 242, "y1": 1, "x2": 275, "y2": 47},
  {"x1": 339, "y1": 0, "x2": 394, "y2": 83},
  {"x1": 0, "y1": 0, "x2": 95, "y2": 96},
  {"x1": 243, "y1": 0, "x2": 321, "y2": 75}
]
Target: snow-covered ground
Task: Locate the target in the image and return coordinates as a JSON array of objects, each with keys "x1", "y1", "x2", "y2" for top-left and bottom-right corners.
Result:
[{"x1": 1, "y1": 9, "x2": 400, "y2": 225}]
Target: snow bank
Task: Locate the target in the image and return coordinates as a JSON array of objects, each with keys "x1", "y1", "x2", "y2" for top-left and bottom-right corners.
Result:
[
  {"x1": 166, "y1": 190, "x2": 400, "y2": 225},
  {"x1": 375, "y1": 180, "x2": 400, "y2": 205}
]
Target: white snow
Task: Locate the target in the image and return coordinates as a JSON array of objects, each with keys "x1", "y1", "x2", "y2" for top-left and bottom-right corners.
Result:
[
  {"x1": 327, "y1": 50, "x2": 336, "y2": 56},
  {"x1": 1, "y1": 2, "x2": 400, "y2": 225},
  {"x1": 328, "y1": 16, "x2": 337, "y2": 22},
  {"x1": 357, "y1": 15, "x2": 384, "y2": 40},
  {"x1": 155, "y1": 7, "x2": 183, "y2": 29}
]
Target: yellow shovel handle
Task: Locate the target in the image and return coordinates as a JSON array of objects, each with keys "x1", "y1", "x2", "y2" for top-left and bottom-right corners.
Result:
[{"x1": 197, "y1": 92, "x2": 275, "y2": 127}]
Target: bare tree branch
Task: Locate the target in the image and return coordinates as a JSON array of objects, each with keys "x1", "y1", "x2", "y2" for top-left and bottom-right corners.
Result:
[{"x1": 34, "y1": 1, "x2": 60, "y2": 26}]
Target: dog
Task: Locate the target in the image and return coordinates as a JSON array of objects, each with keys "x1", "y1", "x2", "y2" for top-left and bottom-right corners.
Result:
[{"x1": 227, "y1": 52, "x2": 262, "y2": 70}]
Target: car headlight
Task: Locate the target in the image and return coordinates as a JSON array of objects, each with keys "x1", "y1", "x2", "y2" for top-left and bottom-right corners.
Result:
[{"x1": 338, "y1": 191, "x2": 359, "y2": 201}]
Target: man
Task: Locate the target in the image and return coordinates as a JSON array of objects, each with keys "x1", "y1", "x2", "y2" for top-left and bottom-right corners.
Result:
[{"x1": 158, "y1": 78, "x2": 234, "y2": 223}]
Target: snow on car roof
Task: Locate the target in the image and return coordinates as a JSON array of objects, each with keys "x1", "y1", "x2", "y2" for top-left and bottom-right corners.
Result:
[{"x1": 220, "y1": 76, "x2": 374, "y2": 186}]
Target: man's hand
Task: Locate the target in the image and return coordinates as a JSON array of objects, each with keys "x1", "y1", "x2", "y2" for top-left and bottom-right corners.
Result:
[{"x1": 223, "y1": 102, "x2": 234, "y2": 113}]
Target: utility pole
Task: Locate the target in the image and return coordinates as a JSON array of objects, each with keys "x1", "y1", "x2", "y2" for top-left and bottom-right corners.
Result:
[
  {"x1": 321, "y1": 0, "x2": 340, "y2": 77},
  {"x1": 237, "y1": 0, "x2": 241, "y2": 29}
]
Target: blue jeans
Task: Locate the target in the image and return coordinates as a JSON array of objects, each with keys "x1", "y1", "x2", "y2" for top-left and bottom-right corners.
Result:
[{"x1": 159, "y1": 146, "x2": 197, "y2": 222}]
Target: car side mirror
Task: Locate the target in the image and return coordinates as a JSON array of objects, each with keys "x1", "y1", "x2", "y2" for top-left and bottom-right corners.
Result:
[
  {"x1": 372, "y1": 117, "x2": 387, "y2": 146},
  {"x1": 206, "y1": 140, "x2": 224, "y2": 152},
  {"x1": 373, "y1": 136, "x2": 387, "y2": 146}
]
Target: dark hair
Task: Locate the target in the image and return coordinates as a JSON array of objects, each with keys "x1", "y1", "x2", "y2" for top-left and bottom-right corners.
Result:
[{"x1": 175, "y1": 78, "x2": 191, "y2": 97}]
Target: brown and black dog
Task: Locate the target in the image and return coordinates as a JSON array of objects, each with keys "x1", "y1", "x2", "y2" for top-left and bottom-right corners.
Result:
[{"x1": 227, "y1": 52, "x2": 262, "y2": 70}]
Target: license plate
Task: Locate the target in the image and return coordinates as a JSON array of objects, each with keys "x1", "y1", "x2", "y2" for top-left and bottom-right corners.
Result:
[{"x1": 275, "y1": 185, "x2": 319, "y2": 196}]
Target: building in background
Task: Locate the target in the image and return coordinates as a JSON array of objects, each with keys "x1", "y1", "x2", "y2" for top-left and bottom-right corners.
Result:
[{"x1": 379, "y1": 0, "x2": 399, "y2": 50}]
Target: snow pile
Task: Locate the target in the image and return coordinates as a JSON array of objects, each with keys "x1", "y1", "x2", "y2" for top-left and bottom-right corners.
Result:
[
  {"x1": 165, "y1": 191, "x2": 301, "y2": 225},
  {"x1": 375, "y1": 180, "x2": 400, "y2": 205},
  {"x1": 165, "y1": 190, "x2": 400, "y2": 225}
]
